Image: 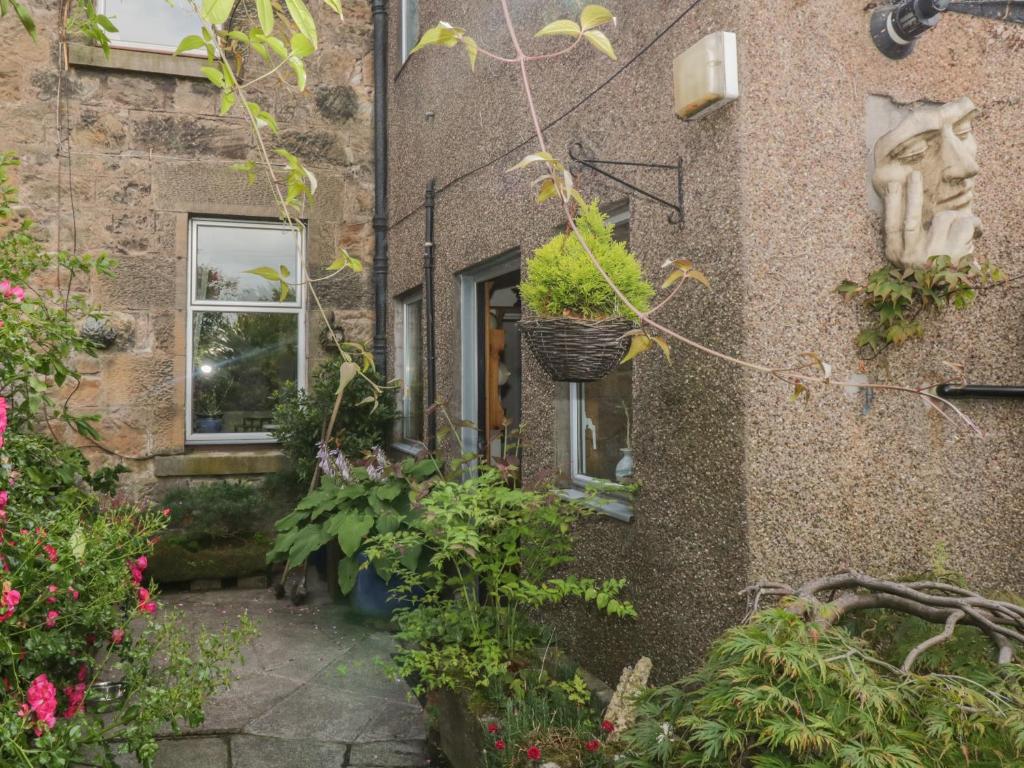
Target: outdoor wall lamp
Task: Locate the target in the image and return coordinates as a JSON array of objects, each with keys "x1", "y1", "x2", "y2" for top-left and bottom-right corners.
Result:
[{"x1": 871, "y1": 1, "x2": 1024, "y2": 59}]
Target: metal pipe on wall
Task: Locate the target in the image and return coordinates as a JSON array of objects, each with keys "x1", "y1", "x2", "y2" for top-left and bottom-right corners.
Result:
[
  {"x1": 371, "y1": 0, "x2": 389, "y2": 377},
  {"x1": 936, "y1": 384, "x2": 1024, "y2": 399},
  {"x1": 424, "y1": 180, "x2": 438, "y2": 450}
]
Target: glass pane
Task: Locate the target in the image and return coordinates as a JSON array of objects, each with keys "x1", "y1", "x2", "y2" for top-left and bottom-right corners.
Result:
[
  {"x1": 194, "y1": 222, "x2": 301, "y2": 304},
  {"x1": 402, "y1": 0, "x2": 419, "y2": 60},
  {"x1": 396, "y1": 299, "x2": 424, "y2": 442},
  {"x1": 575, "y1": 362, "x2": 633, "y2": 482},
  {"x1": 191, "y1": 311, "x2": 299, "y2": 436},
  {"x1": 103, "y1": 0, "x2": 204, "y2": 50}
]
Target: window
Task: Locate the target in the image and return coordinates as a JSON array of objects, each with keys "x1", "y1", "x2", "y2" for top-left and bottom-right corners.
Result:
[
  {"x1": 97, "y1": 0, "x2": 206, "y2": 54},
  {"x1": 187, "y1": 218, "x2": 305, "y2": 444},
  {"x1": 569, "y1": 210, "x2": 634, "y2": 486},
  {"x1": 394, "y1": 293, "x2": 424, "y2": 448},
  {"x1": 401, "y1": 0, "x2": 419, "y2": 64}
]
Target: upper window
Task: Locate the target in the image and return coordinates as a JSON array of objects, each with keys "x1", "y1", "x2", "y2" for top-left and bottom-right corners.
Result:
[
  {"x1": 394, "y1": 293, "x2": 424, "y2": 449},
  {"x1": 187, "y1": 218, "x2": 305, "y2": 444},
  {"x1": 97, "y1": 0, "x2": 206, "y2": 54},
  {"x1": 401, "y1": 0, "x2": 419, "y2": 64},
  {"x1": 569, "y1": 210, "x2": 634, "y2": 486}
]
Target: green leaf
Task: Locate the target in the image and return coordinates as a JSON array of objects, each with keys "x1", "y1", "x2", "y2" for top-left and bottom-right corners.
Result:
[
  {"x1": 337, "y1": 361, "x2": 359, "y2": 399},
  {"x1": 245, "y1": 266, "x2": 281, "y2": 282},
  {"x1": 336, "y1": 513, "x2": 374, "y2": 557},
  {"x1": 323, "y1": 0, "x2": 344, "y2": 16},
  {"x1": 219, "y1": 90, "x2": 237, "y2": 115},
  {"x1": 285, "y1": 524, "x2": 331, "y2": 568},
  {"x1": 375, "y1": 511, "x2": 403, "y2": 534},
  {"x1": 256, "y1": 0, "x2": 274, "y2": 33},
  {"x1": 580, "y1": 4, "x2": 615, "y2": 31},
  {"x1": 175, "y1": 34, "x2": 207, "y2": 55},
  {"x1": 290, "y1": 32, "x2": 315, "y2": 58},
  {"x1": 411, "y1": 22, "x2": 464, "y2": 55},
  {"x1": 9, "y1": 0, "x2": 36, "y2": 40},
  {"x1": 201, "y1": 0, "x2": 235, "y2": 25},
  {"x1": 285, "y1": 0, "x2": 318, "y2": 48},
  {"x1": 337, "y1": 556, "x2": 359, "y2": 595},
  {"x1": 201, "y1": 66, "x2": 225, "y2": 88},
  {"x1": 288, "y1": 57, "x2": 307, "y2": 91},
  {"x1": 266, "y1": 35, "x2": 289, "y2": 60},
  {"x1": 535, "y1": 19, "x2": 581, "y2": 38},
  {"x1": 462, "y1": 35, "x2": 478, "y2": 71},
  {"x1": 621, "y1": 334, "x2": 651, "y2": 364},
  {"x1": 398, "y1": 544, "x2": 422, "y2": 572},
  {"x1": 584, "y1": 29, "x2": 617, "y2": 60}
]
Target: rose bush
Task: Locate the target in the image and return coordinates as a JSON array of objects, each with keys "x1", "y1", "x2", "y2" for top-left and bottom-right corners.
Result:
[{"x1": 0, "y1": 159, "x2": 256, "y2": 766}]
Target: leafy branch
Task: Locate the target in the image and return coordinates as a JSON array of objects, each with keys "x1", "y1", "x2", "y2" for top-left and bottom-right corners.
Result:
[{"x1": 838, "y1": 255, "x2": 1005, "y2": 351}]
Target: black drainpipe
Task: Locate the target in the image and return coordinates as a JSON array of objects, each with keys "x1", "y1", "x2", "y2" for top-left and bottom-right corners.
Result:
[
  {"x1": 424, "y1": 179, "x2": 438, "y2": 450},
  {"x1": 935, "y1": 384, "x2": 1024, "y2": 399},
  {"x1": 371, "y1": 0, "x2": 389, "y2": 377}
]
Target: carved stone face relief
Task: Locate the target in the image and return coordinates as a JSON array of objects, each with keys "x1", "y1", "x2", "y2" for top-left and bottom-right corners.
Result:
[{"x1": 872, "y1": 97, "x2": 981, "y2": 269}]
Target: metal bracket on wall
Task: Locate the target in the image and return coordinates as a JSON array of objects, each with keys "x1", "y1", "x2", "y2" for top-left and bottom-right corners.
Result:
[{"x1": 568, "y1": 142, "x2": 684, "y2": 226}]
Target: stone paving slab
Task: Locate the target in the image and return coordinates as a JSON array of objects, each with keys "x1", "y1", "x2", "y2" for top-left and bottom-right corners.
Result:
[{"x1": 142, "y1": 579, "x2": 428, "y2": 768}]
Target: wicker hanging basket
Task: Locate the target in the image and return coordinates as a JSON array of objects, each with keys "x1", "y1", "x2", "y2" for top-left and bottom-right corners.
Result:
[{"x1": 519, "y1": 316, "x2": 635, "y2": 383}]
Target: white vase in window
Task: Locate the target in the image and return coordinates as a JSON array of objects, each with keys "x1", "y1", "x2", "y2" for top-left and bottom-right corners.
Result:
[{"x1": 615, "y1": 447, "x2": 635, "y2": 483}]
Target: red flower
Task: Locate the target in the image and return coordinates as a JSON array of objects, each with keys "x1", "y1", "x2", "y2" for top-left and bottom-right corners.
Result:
[
  {"x1": 527, "y1": 745, "x2": 542, "y2": 761},
  {"x1": 493, "y1": 739, "x2": 506, "y2": 751},
  {"x1": 487, "y1": 722, "x2": 500, "y2": 733},
  {"x1": 601, "y1": 720, "x2": 615, "y2": 733},
  {"x1": 586, "y1": 739, "x2": 601, "y2": 752},
  {"x1": 43, "y1": 544, "x2": 58, "y2": 563},
  {"x1": 111, "y1": 628, "x2": 125, "y2": 645},
  {"x1": 137, "y1": 588, "x2": 157, "y2": 614},
  {"x1": 45, "y1": 610, "x2": 59, "y2": 628}
]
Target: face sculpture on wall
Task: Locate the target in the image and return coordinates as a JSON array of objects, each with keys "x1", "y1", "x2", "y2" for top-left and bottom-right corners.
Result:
[{"x1": 872, "y1": 97, "x2": 981, "y2": 269}]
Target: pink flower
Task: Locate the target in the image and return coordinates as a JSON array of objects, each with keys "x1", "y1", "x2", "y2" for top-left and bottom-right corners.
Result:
[
  {"x1": 493, "y1": 740, "x2": 505, "y2": 751},
  {"x1": 47, "y1": 584, "x2": 57, "y2": 594},
  {"x1": 527, "y1": 745, "x2": 542, "y2": 761},
  {"x1": 45, "y1": 610, "x2": 59, "y2": 628},
  {"x1": 601, "y1": 720, "x2": 615, "y2": 733},
  {"x1": 68, "y1": 588, "x2": 79, "y2": 600},
  {"x1": 135, "y1": 555, "x2": 148, "y2": 571},
  {"x1": 63, "y1": 683, "x2": 86, "y2": 719},
  {"x1": 487, "y1": 722, "x2": 500, "y2": 733},
  {"x1": 137, "y1": 587, "x2": 157, "y2": 614},
  {"x1": 25, "y1": 675, "x2": 58, "y2": 734},
  {"x1": 0, "y1": 585, "x2": 19, "y2": 622},
  {"x1": 111, "y1": 628, "x2": 125, "y2": 645},
  {"x1": 586, "y1": 739, "x2": 602, "y2": 753},
  {"x1": 0, "y1": 281, "x2": 9, "y2": 296},
  {"x1": 162, "y1": 507, "x2": 171, "y2": 517},
  {"x1": 43, "y1": 544, "x2": 58, "y2": 563},
  {"x1": 9, "y1": 286, "x2": 24, "y2": 302}
]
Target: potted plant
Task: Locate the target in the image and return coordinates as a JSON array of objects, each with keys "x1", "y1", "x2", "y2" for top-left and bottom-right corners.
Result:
[
  {"x1": 194, "y1": 384, "x2": 225, "y2": 433},
  {"x1": 519, "y1": 201, "x2": 654, "y2": 382}
]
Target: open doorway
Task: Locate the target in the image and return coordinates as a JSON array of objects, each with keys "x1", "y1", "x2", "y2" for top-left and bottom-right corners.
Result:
[{"x1": 459, "y1": 253, "x2": 521, "y2": 464}]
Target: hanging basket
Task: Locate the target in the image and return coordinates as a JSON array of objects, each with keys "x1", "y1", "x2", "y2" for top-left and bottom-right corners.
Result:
[{"x1": 520, "y1": 316, "x2": 635, "y2": 383}]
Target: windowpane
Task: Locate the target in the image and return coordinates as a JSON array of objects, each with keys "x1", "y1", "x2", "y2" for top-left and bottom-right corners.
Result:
[
  {"x1": 190, "y1": 311, "x2": 299, "y2": 436},
  {"x1": 396, "y1": 298, "x2": 424, "y2": 443},
  {"x1": 101, "y1": 0, "x2": 204, "y2": 51},
  {"x1": 194, "y1": 222, "x2": 300, "y2": 304},
  {"x1": 402, "y1": 0, "x2": 419, "y2": 62},
  {"x1": 575, "y1": 362, "x2": 633, "y2": 482}
]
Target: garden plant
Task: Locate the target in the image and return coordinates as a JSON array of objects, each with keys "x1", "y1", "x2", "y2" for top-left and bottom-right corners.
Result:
[{"x1": 0, "y1": 158, "x2": 256, "y2": 766}]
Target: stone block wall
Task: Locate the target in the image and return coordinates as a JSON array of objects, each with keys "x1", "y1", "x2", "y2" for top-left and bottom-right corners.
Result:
[{"x1": 1, "y1": 1, "x2": 376, "y2": 496}]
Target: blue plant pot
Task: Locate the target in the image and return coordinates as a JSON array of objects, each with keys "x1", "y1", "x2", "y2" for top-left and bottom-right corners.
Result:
[
  {"x1": 195, "y1": 416, "x2": 223, "y2": 434},
  {"x1": 352, "y1": 553, "x2": 417, "y2": 618}
]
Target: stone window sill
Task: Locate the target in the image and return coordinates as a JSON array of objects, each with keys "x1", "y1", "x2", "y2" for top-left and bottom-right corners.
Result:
[
  {"x1": 154, "y1": 450, "x2": 290, "y2": 478},
  {"x1": 558, "y1": 487, "x2": 634, "y2": 523},
  {"x1": 67, "y1": 42, "x2": 208, "y2": 79}
]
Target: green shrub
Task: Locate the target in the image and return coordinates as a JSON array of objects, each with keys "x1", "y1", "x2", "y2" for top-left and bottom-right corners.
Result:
[
  {"x1": 520, "y1": 201, "x2": 654, "y2": 320},
  {"x1": 620, "y1": 607, "x2": 1024, "y2": 767},
  {"x1": 160, "y1": 481, "x2": 277, "y2": 548},
  {"x1": 364, "y1": 466, "x2": 636, "y2": 695},
  {"x1": 270, "y1": 357, "x2": 397, "y2": 489}
]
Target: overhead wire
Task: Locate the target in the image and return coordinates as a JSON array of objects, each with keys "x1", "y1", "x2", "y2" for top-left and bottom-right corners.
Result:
[{"x1": 389, "y1": 0, "x2": 709, "y2": 230}]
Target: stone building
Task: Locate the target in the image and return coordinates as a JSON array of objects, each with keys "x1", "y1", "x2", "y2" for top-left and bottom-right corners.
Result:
[
  {"x1": 2, "y1": 0, "x2": 376, "y2": 495},
  {"x1": 385, "y1": 1, "x2": 1024, "y2": 681}
]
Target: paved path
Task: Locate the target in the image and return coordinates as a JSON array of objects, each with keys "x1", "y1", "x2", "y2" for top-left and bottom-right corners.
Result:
[{"x1": 128, "y1": 580, "x2": 428, "y2": 768}]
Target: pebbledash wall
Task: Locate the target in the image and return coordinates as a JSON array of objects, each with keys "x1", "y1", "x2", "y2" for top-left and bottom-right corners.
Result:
[
  {"x1": 387, "y1": 1, "x2": 1024, "y2": 682},
  {"x1": 1, "y1": 1, "x2": 376, "y2": 494}
]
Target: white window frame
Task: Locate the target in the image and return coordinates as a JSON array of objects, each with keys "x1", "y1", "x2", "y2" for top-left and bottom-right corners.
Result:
[
  {"x1": 400, "y1": 0, "x2": 419, "y2": 64},
  {"x1": 95, "y1": 0, "x2": 210, "y2": 56},
  {"x1": 185, "y1": 217, "x2": 306, "y2": 446},
  {"x1": 569, "y1": 207, "x2": 631, "y2": 488},
  {"x1": 394, "y1": 291, "x2": 424, "y2": 454}
]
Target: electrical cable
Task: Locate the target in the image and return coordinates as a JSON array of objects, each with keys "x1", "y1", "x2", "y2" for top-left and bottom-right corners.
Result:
[{"x1": 390, "y1": 0, "x2": 709, "y2": 231}]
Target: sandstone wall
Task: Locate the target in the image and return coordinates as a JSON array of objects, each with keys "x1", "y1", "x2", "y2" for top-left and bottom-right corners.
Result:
[{"x1": 1, "y1": 1, "x2": 375, "y2": 496}]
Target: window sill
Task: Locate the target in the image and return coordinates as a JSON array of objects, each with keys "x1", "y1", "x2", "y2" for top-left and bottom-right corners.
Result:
[
  {"x1": 67, "y1": 42, "x2": 209, "y2": 79},
  {"x1": 392, "y1": 440, "x2": 426, "y2": 457},
  {"x1": 154, "y1": 449, "x2": 289, "y2": 478},
  {"x1": 559, "y1": 487, "x2": 634, "y2": 523}
]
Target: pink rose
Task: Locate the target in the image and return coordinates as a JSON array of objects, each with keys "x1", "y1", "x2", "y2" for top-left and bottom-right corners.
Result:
[
  {"x1": 63, "y1": 683, "x2": 86, "y2": 719},
  {"x1": 25, "y1": 675, "x2": 57, "y2": 734},
  {"x1": 45, "y1": 610, "x2": 59, "y2": 628},
  {"x1": 43, "y1": 544, "x2": 58, "y2": 563},
  {"x1": 111, "y1": 628, "x2": 125, "y2": 645}
]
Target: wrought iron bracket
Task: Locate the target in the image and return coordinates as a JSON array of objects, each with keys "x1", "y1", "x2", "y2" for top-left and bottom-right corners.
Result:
[{"x1": 568, "y1": 142, "x2": 684, "y2": 226}]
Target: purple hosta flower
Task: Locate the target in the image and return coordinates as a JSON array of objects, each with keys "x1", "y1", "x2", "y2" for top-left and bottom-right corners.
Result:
[
  {"x1": 365, "y1": 446, "x2": 389, "y2": 483},
  {"x1": 317, "y1": 442, "x2": 352, "y2": 481},
  {"x1": 373, "y1": 446, "x2": 387, "y2": 469}
]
